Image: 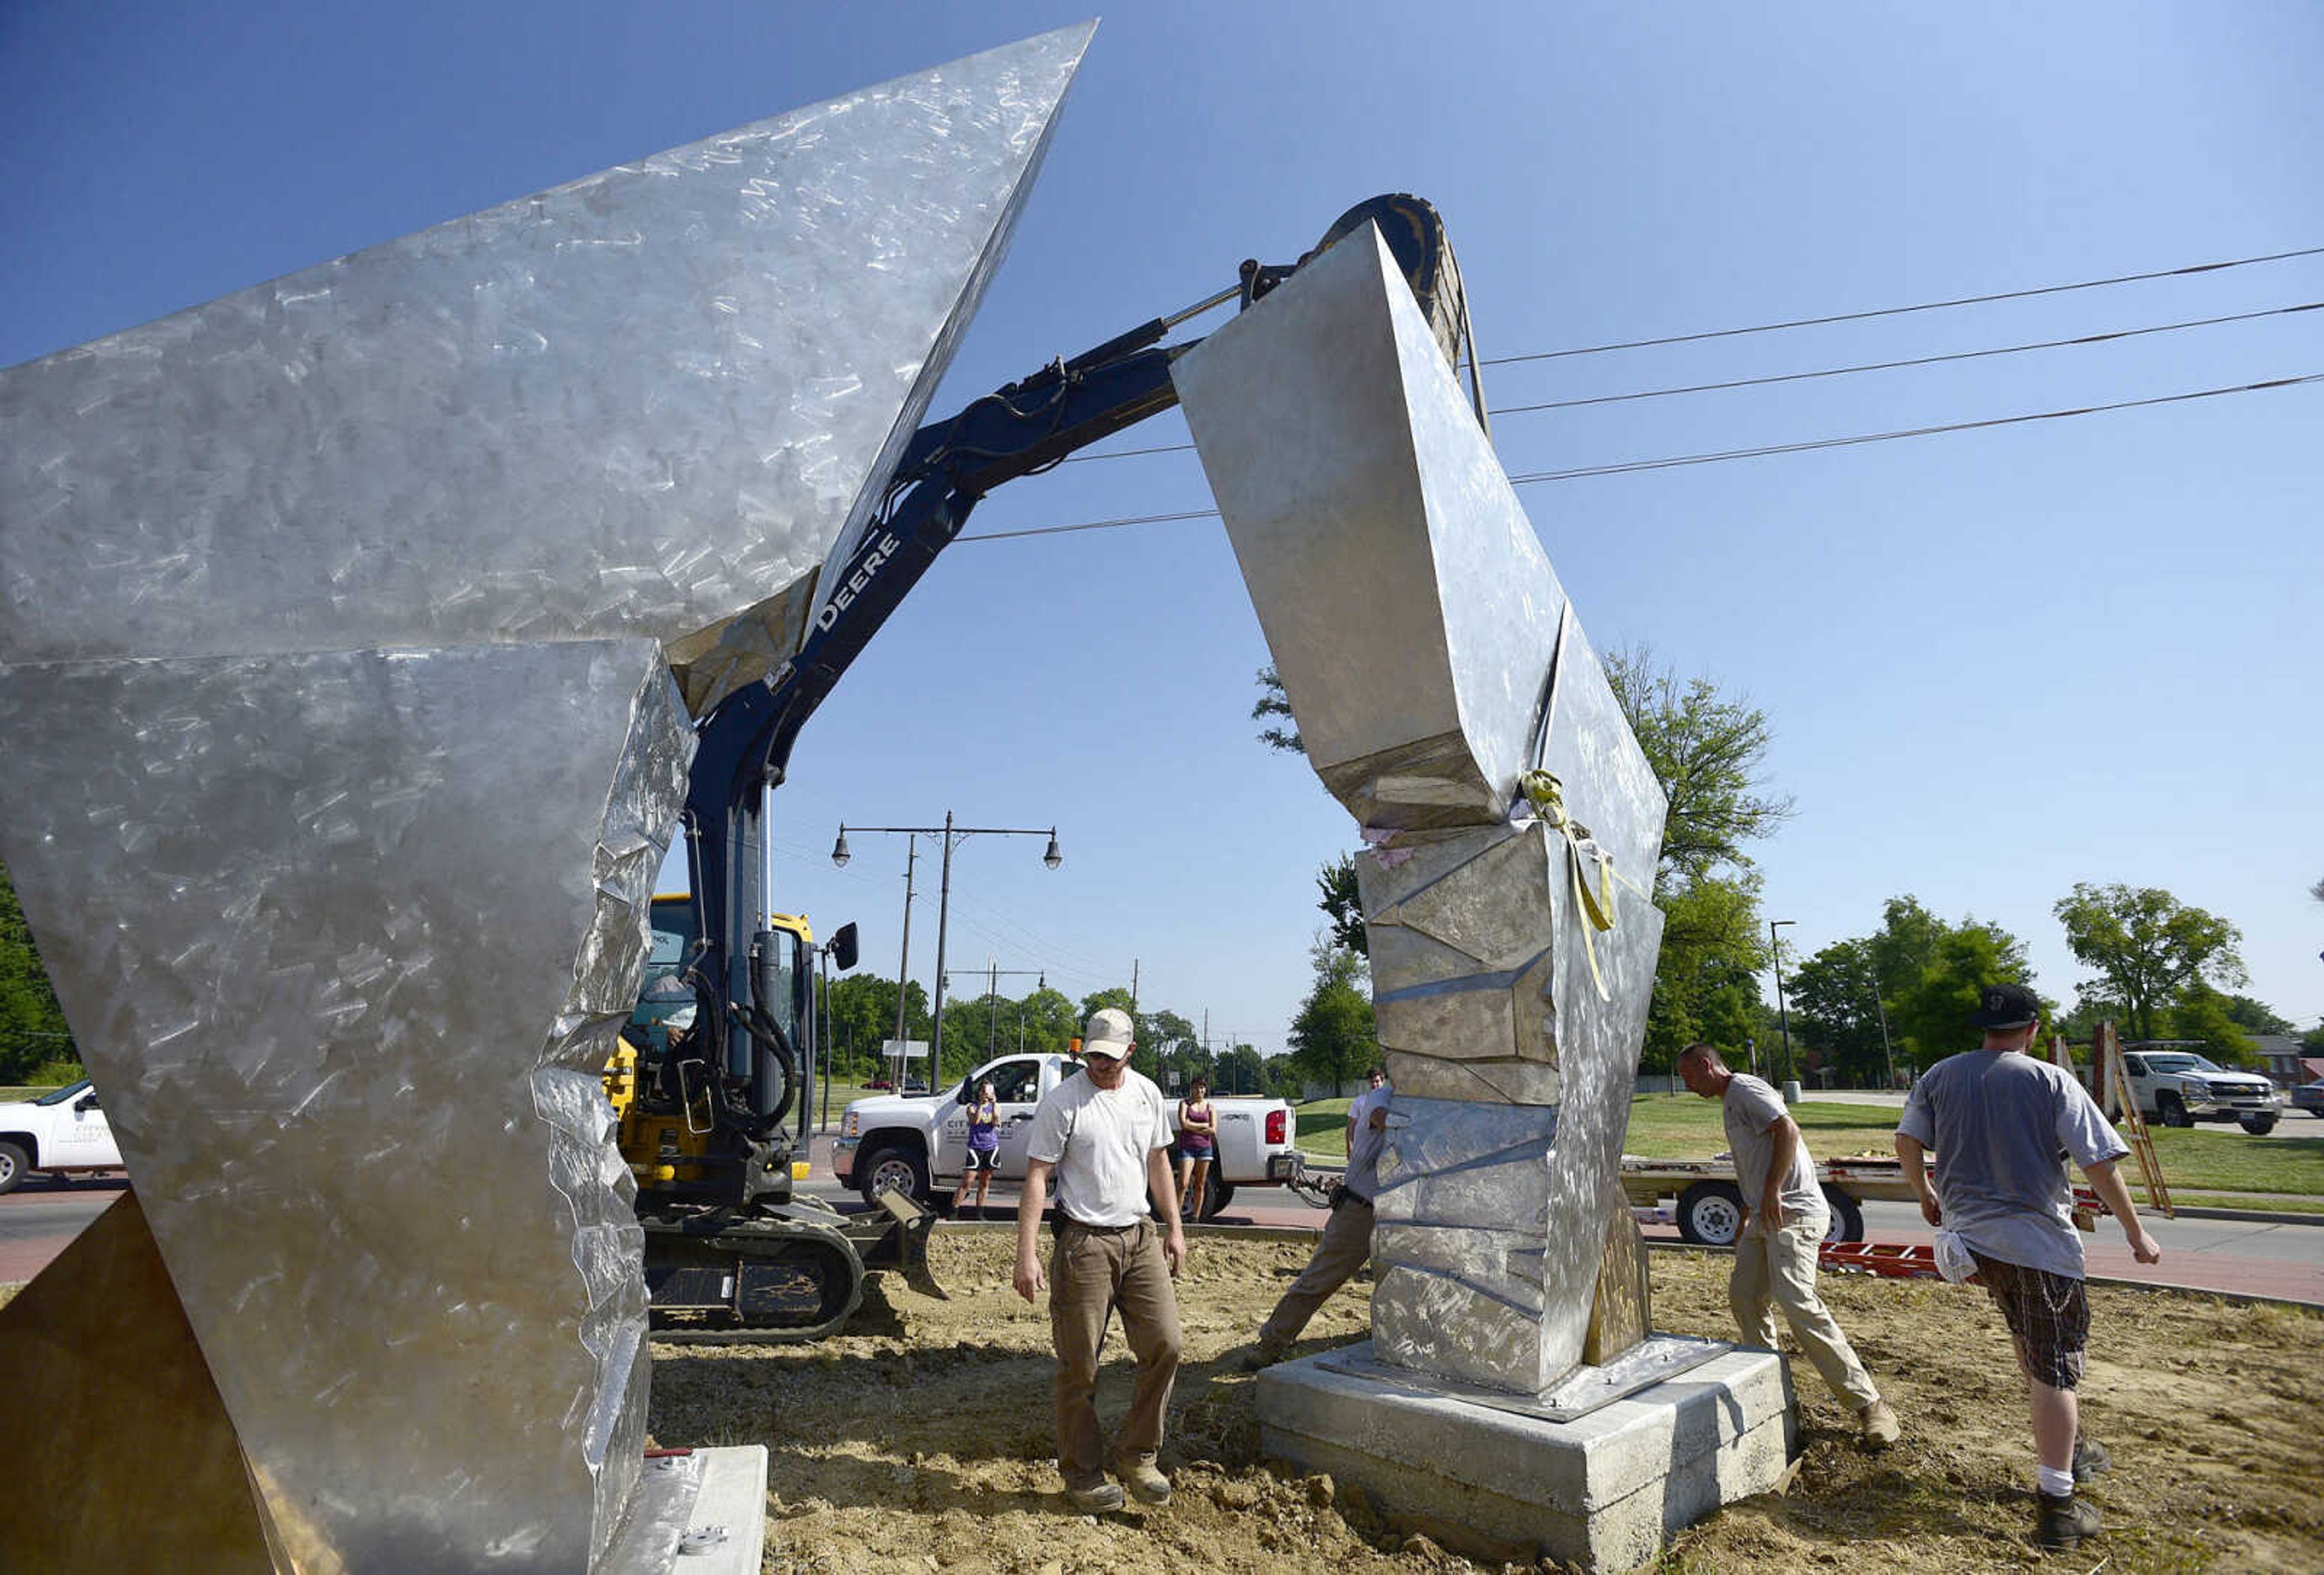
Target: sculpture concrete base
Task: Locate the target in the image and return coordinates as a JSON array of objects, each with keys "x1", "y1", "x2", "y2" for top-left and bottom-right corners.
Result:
[{"x1": 1257, "y1": 1343, "x2": 1797, "y2": 1573}]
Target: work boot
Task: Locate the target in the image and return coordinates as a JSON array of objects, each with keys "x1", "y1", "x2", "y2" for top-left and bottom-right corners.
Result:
[
  {"x1": 2072, "y1": 1436, "x2": 2111, "y2": 1482},
  {"x1": 1857, "y1": 1399, "x2": 1901, "y2": 1450},
  {"x1": 1118, "y1": 1455, "x2": 1172, "y2": 1506},
  {"x1": 1065, "y1": 1480, "x2": 1124, "y2": 1513},
  {"x1": 1239, "y1": 1340, "x2": 1290, "y2": 1373},
  {"x1": 2035, "y1": 1490, "x2": 2101, "y2": 1550}
]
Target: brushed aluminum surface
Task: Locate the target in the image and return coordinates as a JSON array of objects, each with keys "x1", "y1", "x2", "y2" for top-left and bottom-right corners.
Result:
[
  {"x1": 1179, "y1": 222, "x2": 1667, "y2": 1396},
  {"x1": 0, "y1": 24, "x2": 1092, "y2": 712},
  {"x1": 0, "y1": 638, "x2": 691, "y2": 1568},
  {"x1": 1175, "y1": 225, "x2": 1569, "y2": 834}
]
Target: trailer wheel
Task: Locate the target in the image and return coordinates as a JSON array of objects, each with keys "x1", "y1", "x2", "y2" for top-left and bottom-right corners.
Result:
[
  {"x1": 1820, "y1": 1185, "x2": 1864, "y2": 1243},
  {"x1": 1676, "y1": 1180, "x2": 1745, "y2": 1246}
]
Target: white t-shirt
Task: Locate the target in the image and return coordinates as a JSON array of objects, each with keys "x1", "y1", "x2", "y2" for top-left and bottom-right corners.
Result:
[{"x1": 1027, "y1": 1067, "x2": 1172, "y2": 1228}]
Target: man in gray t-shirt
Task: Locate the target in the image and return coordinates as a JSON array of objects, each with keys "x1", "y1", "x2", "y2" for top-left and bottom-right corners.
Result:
[
  {"x1": 1896, "y1": 982, "x2": 2161, "y2": 1552},
  {"x1": 1678, "y1": 1043, "x2": 1897, "y2": 1447}
]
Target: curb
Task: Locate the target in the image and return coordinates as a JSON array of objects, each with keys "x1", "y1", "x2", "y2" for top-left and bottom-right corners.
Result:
[
  {"x1": 2156, "y1": 1206, "x2": 2324, "y2": 1228},
  {"x1": 1644, "y1": 1240, "x2": 2324, "y2": 1316}
]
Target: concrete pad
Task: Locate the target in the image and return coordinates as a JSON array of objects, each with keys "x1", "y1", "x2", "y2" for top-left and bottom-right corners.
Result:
[
  {"x1": 1258, "y1": 1343, "x2": 1796, "y2": 1572},
  {"x1": 602, "y1": 1447, "x2": 769, "y2": 1574}
]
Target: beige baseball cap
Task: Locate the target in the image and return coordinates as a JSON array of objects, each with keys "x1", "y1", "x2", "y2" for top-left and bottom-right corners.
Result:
[{"x1": 1081, "y1": 1007, "x2": 1135, "y2": 1060}]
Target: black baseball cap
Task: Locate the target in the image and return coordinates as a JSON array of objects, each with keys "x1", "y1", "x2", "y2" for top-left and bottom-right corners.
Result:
[{"x1": 1968, "y1": 982, "x2": 2040, "y2": 1030}]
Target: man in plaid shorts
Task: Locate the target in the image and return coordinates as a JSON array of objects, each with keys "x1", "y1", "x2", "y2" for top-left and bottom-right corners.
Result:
[{"x1": 1896, "y1": 982, "x2": 2162, "y2": 1551}]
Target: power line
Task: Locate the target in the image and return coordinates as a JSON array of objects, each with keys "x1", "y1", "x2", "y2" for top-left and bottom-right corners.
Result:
[
  {"x1": 954, "y1": 370, "x2": 2322, "y2": 543},
  {"x1": 1054, "y1": 298, "x2": 2324, "y2": 468},
  {"x1": 1479, "y1": 243, "x2": 2324, "y2": 366},
  {"x1": 1490, "y1": 301, "x2": 2323, "y2": 417},
  {"x1": 1502, "y1": 373, "x2": 2324, "y2": 484}
]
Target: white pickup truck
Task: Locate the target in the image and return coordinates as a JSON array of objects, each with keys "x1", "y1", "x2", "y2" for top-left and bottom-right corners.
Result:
[
  {"x1": 832, "y1": 1051, "x2": 1299, "y2": 1220},
  {"x1": 0, "y1": 1078, "x2": 125, "y2": 1194},
  {"x1": 2121, "y1": 1047, "x2": 2282, "y2": 1135}
]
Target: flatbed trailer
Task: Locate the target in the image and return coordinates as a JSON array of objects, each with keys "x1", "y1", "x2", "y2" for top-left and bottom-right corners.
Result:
[{"x1": 1625, "y1": 1155, "x2": 2103, "y2": 1246}]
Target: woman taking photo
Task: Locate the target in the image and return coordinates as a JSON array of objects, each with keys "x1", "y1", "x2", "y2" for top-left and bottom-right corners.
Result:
[{"x1": 956, "y1": 1078, "x2": 1002, "y2": 1219}]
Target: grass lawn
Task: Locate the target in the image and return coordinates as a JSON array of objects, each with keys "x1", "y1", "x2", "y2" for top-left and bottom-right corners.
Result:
[
  {"x1": 1297, "y1": 1092, "x2": 2324, "y2": 1202},
  {"x1": 1295, "y1": 1097, "x2": 1357, "y2": 1159},
  {"x1": 1625, "y1": 1094, "x2": 2324, "y2": 1199}
]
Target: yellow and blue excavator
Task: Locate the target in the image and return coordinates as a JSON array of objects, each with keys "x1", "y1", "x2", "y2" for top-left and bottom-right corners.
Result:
[{"x1": 604, "y1": 196, "x2": 1479, "y2": 1341}]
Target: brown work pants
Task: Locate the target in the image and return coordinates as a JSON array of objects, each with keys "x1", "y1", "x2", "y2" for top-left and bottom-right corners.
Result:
[
  {"x1": 1049, "y1": 1217, "x2": 1183, "y2": 1491},
  {"x1": 1256, "y1": 1194, "x2": 1374, "y2": 1351}
]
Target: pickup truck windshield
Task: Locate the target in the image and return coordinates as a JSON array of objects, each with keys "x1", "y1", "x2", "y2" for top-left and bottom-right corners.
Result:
[
  {"x1": 2142, "y1": 1053, "x2": 2222, "y2": 1074},
  {"x1": 34, "y1": 1079, "x2": 93, "y2": 1106}
]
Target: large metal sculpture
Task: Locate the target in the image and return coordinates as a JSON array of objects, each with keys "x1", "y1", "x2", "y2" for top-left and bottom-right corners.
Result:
[
  {"x1": 0, "y1": 26, "x2": 1092, "y2": 1571},
  {"x1": 1178, "y1": 228, "x2": 1793, "y2": 1568}
]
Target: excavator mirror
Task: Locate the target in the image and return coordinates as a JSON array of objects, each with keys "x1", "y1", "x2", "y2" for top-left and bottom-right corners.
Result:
[{"x1": 829, "y1": 922, "x2": 859, "y2": 972}]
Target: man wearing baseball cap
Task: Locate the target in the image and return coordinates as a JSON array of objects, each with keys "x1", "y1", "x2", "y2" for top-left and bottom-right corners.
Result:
[
  {"x1": 1895, "y1": 981, "x2": 2162, "y2": 1551},
  {"x1": 1015, "y1": 1007, "x2": 1186, "y2": 1511}
]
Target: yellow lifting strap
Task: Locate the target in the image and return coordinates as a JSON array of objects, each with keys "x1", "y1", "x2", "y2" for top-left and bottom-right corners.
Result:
[{"x1": 1518, "y1": 768, "x2": 1632, "y2": 1000}]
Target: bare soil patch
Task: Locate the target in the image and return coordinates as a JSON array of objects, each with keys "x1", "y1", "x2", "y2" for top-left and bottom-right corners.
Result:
[{"x1": 645, "y1": 1229, "x2": 2323, "y2": 1573}]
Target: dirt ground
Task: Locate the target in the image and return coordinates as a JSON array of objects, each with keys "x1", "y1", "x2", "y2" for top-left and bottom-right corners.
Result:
[{"x1": 646, "y1": 1228, "x2": 2324, "y2": 1575}]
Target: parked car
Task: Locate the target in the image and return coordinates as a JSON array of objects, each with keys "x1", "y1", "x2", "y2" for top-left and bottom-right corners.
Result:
[{"x1": 2291, "y1": 1079, "x2": 2324, "y2": 1118}]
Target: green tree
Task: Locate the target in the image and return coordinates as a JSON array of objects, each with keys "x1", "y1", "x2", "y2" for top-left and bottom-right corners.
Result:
[
  {"x1": 1287, "y1": 942, "x2": 1377, "y2": 1097},
  {"x1": 821, "y1": 972, "x2": 930, "y2": 1080},
  {"x1": 1886, "y1": 921, "x2": 2046, "y2": 1070},
  {"x1": 2219, "y1": 995, "x2": 2294, "y2": 1036},
  {"x1": 1639, "y1": 874, "x2": 1769, "y2": 1073},
  {"x1": 1218, "y1": 1043, "x2": 1266, "y2": 1096},
  {"x1": 1602, "y1": 645, "x2": 1794, "y2": 884},
  {"x1": 1316, "y1": 854, "x2": 1367, "y2": 958},
  {"x1": 2053, "y1": 883, "x2": 2247, "y2": 1043},
  {"x1": 1788, "y1": 937, "x2": 1894, "y2": 1086},
  {"x1": 1, "y1": 859, "x2": 78, "y2": 1083},
  {"x1": 1012, "y1": 986, "x2": 1079, "y2": 1057},
  {"x1": 2166, "y1": 982, "x2": 2257, "y2": 1067},
  {"x1": 1251, "y1": 663, "x2": 1302, "y2": 754}
]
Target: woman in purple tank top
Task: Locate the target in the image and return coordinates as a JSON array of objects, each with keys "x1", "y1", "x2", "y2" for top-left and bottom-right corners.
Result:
[
  {"x1": 1176, "y1": 1076, "x2": 1218, "y2": 1221},
  {"x1": 955, "y1": 1079, "x2": 1001, "y2": 1220}
]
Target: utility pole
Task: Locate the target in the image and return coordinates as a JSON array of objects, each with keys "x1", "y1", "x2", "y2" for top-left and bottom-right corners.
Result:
[
  {"x1": 1768, "y1": 918, "x2": 1797, "y2": 1092},
  {"x1": 1870, "y1": 967, "x2": 1897, "y2": 1092},
  {"x1": 893, "y1": 835, "x2": 917, "y2": 1053},
  {"x1": 835, "y1": 813, "x2": 1060, "y2": 1078}
]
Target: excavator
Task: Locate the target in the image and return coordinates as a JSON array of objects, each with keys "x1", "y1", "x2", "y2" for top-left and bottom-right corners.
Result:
[{"x1": 603, "y1": 195, "x2": 1480, "y2": 1341}]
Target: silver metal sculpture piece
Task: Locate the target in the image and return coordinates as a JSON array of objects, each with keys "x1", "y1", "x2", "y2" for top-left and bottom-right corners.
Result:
[
  {"x1": 0, "y1": 25, "x2": 1092, "y2": 1570},
  {"x1": 1177, "y1": 226, "x2": 1668, "y2": 1395}
]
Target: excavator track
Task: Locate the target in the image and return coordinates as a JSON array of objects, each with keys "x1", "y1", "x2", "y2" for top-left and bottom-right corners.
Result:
[{"x1": 640, "y1": 1191, "x2": 943, "y2": 1345}]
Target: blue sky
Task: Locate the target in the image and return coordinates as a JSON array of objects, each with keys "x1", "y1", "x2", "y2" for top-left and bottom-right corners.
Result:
[{"x1": 7, "y1": 3, "x2": 2319, "y2": 1054}]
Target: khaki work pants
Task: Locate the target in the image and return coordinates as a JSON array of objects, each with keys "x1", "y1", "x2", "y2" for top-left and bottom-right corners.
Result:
[
  {"x1": 1256, "y1": 1194, "x2": 1374, "y2": 1351},
  {"x1": 1049, "y1": 1217, "x2": 1183, "y2": 1491},
  {"x1": 1730, "y1": 1212, "x2": 1880, "y2": 1411}
]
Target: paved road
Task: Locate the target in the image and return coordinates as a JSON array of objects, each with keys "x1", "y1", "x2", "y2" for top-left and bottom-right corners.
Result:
[{"x1": 10, "y1": 1143, "x2": 2316, "y2": 1306}]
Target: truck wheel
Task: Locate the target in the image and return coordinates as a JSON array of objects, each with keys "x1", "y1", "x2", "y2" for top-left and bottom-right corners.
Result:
[
  {"x1": 1820, "y1": 1185, "x2": 1865, "y2": 1243},
  {"x1": 856, "y1": 1146, "x2": 930, "y2": 1208},
  {"x1": 1200, "y1": 1181, "x2": 1235, "y2": 1222},
  {"x1": 0, "y1": 1140, "x2": 25, "y2": 1195},
  {"x1": 2240, "y1": 1114, "x2": 2278, "y2": 1136},
  {"x1": 2158, "y1": 1094, "x2": 2193, "y2": 1128},
  {"x1": 1676, "y1": 1181, "x2": 1745, "y2": 1247}
]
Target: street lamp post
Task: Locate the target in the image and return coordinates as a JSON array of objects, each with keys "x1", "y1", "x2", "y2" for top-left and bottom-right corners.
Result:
[
  {"x1": 1769, "y1": 918, "x2": 1797, "y2": 1091},
  {"x1": 836, "y1": 812, "x2": 1060, "y2": 1071}
]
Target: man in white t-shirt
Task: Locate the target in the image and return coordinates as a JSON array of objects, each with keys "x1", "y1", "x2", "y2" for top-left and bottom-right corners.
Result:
[
  {"x1": 1677, "y1": 1041, "x2": 1899, "y2": 1448},
  {"x1": 1247, "y1": 1066, "x2": 1391, "y2": 1367},
  {"x1": 1014, "y1": 1007, "x2": 1186, "y2": 1512}
]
